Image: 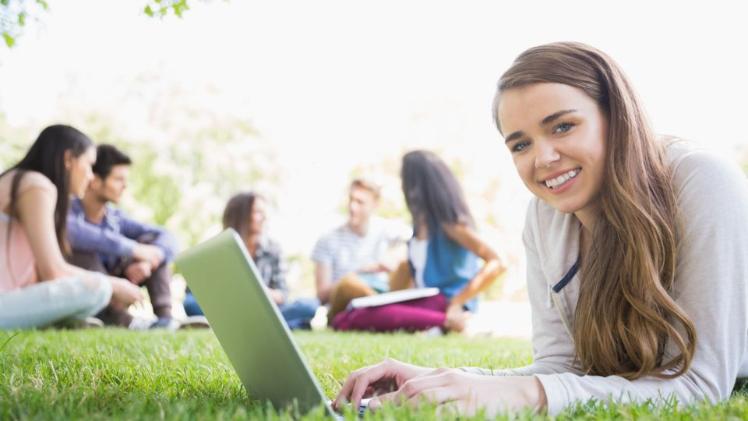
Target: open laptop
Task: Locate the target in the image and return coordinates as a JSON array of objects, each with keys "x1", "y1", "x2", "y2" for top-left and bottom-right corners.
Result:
[{"x1": 175, "y1": 229, "x2": 368, "y2": 418}]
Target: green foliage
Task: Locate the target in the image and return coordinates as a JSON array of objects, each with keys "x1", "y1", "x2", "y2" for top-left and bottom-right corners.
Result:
[
  {"x1": 127, "y1": 150, "x2": 182, "y2": 226},
  {"x1": 0, "y1": 0, "x2": 48, "y2": 47},
  {"x1": 2, "y1": 32, "x2": 13, "y2": 47},
  {"x1": 144, "y1": 0, "x2": 190, "y2": 18},
  {"x1": 0, "y1": 110, "x2": 275, "y2": 249},
  {"x1": 82, "y1": 116, "x2": 274, "y2": 248},
  {"x1": 346, "y1": 152, "x2": 410, "y2": 222},
  {"x1": 2, "y1": 0, "x2": 206, "y2": 48},
  {"x1": 0, "y1": 114, "x2": 33, "y2": 171}
]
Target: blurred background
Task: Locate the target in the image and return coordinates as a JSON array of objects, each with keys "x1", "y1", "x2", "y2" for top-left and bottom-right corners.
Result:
[{"x1": 1, "y1": 1, "x2": 747, "y2": 327}]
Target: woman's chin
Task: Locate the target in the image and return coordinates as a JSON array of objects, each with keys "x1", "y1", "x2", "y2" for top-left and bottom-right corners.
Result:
[{"x1": 544, "y1": 198, "x2": 583, "y2": 215}]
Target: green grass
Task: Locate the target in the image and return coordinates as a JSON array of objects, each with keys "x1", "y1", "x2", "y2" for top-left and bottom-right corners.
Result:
[{"x1": 0, "y1": 330, "x2": 746, "y2": 420}]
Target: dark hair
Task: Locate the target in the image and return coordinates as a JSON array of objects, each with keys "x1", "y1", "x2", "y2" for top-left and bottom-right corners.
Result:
[
  {"x1": 222, "y1": 191, "x2": 263, "y2": 240},
  {"x1": 1, "y1": 124, "x2": 94, "y2": 254},
  {"x1": 495, "y1": 42, "x2": 694, "y2": 380},
  {"x1": 400, "y1": 150, "x2": 474, "y2": 235},
  {"x1": 92, "y1": 144, "x2": 132, "y2": 179}
]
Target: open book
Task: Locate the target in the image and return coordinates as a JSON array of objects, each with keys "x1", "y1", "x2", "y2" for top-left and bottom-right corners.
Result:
[{"x1": 349, "y1": 287, "x2": 440, "y2": 309}]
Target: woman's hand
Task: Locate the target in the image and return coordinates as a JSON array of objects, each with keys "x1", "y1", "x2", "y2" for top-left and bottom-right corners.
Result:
[
  {"x1": 333, "y1": 358, "x2": 434, "y2": 411},
  {"x1": 110, "y1": 276, "x2": 144, "y2": 306},
  {"x1": 268, "y1": 288, "x2": 285, "y2": 305},
  {"x1": 356, "y1": 262, "x2": 390, "y2": 274},
  {"x1": 124, "y1": 261, "x2": 152, "y2": 285},
  {"x1": 444, "y1": 303, "x2": 469, "y2": 332},
  {"x1": 368, "y1": 369, "x2": 546, "y2": 416},
  {"x1": 132, "y1": 243, "x2": 165, "y2": 269}
]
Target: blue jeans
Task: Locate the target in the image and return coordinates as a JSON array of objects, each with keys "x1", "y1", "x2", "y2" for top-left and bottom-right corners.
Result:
[
  {"x1": 0, "y1": 276, "x2": 112, "y2": 329},
  {"x1": 183, "y1": 292, "x2": 319, "y2": 330},
  {"x1": 183, "y1": 291, "x2": 203, "y2": 317},
  {"x1": 279, "y1": 297, "x2": 320, "y2": 330}
]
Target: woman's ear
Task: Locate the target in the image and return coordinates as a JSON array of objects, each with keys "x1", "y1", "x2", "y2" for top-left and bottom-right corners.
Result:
[{"x1": 63, "y1": 150, "x2": 74, "y2": 171}]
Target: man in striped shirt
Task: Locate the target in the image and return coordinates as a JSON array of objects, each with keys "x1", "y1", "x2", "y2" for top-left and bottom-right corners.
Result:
[{"x1": 312, "y1": 177, "x2": 408, "y2": 324}]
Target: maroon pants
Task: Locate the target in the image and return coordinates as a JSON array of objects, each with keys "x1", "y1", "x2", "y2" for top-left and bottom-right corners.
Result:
[
  {"x1": 332, "y1": 294, "x2": 448, "y2": 332},
  {"x1": 69, "y1": 251, "x2": 173, "y2": 326}
]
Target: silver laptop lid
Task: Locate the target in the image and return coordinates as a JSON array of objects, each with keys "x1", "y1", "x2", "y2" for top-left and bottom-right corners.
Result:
[{"x1": 175, "y1": 229, "x2": 331, "y2": 416}]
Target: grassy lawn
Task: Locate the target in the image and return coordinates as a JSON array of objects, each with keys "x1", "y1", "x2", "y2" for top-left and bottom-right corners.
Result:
[{"x1": 1, "y1": 329, "x2": 747, "y2": 420}]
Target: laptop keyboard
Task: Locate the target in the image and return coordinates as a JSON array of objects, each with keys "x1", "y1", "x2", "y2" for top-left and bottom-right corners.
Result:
[{"x1": 329, "y1": 398, "x2": 370, "y2": 419}]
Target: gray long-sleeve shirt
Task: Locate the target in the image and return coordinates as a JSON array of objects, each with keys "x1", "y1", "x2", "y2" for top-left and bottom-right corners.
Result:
[{"x1": 464, "y1": 141, "x2": 748, "y2": 415}]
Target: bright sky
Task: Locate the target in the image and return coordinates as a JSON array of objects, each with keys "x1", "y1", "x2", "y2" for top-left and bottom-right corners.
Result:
[
  {"x1": 1, "y1": 1, "x2": 747, "y2": 294},
  {"x1": 3, "y1": 1, "x2": 746, "y2": 149}
]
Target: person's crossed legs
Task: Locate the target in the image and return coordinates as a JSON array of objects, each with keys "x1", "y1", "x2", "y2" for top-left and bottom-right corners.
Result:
[{"x1": 69, "y1": 251, "x2": 173, "y2": 328}]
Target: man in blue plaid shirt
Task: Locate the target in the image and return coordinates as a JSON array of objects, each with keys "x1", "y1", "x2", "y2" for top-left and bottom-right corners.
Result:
[{"x1": 67, "y1": 144, "x2": 179, "y2": 330}]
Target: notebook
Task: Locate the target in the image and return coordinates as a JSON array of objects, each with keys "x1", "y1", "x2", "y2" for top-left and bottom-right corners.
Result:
[{"x1": 349, "y1": 287, "x2": 440, "y2": 309}]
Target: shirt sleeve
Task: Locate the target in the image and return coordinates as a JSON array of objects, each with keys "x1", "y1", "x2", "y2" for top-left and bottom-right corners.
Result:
[
  {"x1": 311, "y1": 234, "x2": 331, "y2": 265},
  {"x1": 385, "y1": 219, "x2": 412, "y2": 245},
  {"x1": 67, "y1": 212, "x2": 138, "y2": 257},
  {"x1": 533, "y1": 151, "x2": 748, "y2": 415},
  {"x1": 266, "y1": 241, "x2": 289, "y2": 298},
  {"x1": 116, "y1": 211, "x2": 179, "y2": 263}
]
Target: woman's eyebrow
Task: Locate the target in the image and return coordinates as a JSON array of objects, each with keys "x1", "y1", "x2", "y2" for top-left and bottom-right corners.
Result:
[
  {"x1": 505, "y1": 130, "x2": 524, "y2": 144},
  {"x1": 505, "y1": 109, "x2": 578, "y2": 144},
  {"x1": 541, "y1": 109, "x2": 577, "y2": 126}
]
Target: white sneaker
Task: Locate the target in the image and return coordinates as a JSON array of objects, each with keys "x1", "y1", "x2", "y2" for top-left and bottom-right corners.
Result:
[
  {"x1": 128, "y1": 316, "x2": 156, "y2": 331},
  {"x1": 420, "y1": 326, "x2": 444, "y2": 337},
  {"x1": 82, "y1": 317, "x2": 104, "y2": 328},
  {"x1": 179, "y1": 315, "x2": 210, "y2": 329},
  {"x1": 150, "y1": 317, "x2": 181, "y2": 332}
]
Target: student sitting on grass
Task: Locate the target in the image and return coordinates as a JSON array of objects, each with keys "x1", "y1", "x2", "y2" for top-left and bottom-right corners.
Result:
[
  {"x1": 67, "y1": 144, "x2": 182, "y2": 330},
  {"x1": 312, "y1": 177, "x2": 408, "y2": 325},
  {"x1": 0, "y1": 125, "x2": 143, "y2": 329},
  {"x1": 334, "y1": 42, "x2": 748, "y2": 416},
  {"x1": 331, "y1": 150, "x2": 505, "y2": 333},
  {"x1": 185, "y1": 191, "x2": 319, "y2": 330}
]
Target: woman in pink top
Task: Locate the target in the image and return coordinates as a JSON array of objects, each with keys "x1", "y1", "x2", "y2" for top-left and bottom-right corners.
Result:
[{"x1": 0, "y1": 125, "x2": 143, "y2": 329}]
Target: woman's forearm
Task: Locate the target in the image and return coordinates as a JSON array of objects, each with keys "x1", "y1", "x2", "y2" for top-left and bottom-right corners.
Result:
[{"x1": 450, "y1": 258, "x2": 505, "y2": 307}]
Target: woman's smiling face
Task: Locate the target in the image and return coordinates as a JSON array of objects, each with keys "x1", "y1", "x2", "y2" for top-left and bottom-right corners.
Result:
[{"x1": 497, "y1": 82, "x2": 608, "y2": 218}]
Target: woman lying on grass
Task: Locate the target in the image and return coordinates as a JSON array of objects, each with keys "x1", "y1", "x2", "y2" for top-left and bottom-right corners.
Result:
[
  {"x1": 334, "y1": 42, "x2": 748, "y2": 416},
  {"x1": 0, "y1": 125, "x2": 143, "y2": 329}
]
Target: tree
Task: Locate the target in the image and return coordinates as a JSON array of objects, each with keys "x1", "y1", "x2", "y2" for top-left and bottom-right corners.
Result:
[
  {"x1": 0, "y1": 0, "x2": 48, "y2": 47},
  {"x1": 143, "y1": 0, "x2": 190, "y2": 19},
  {"x1": 1, "y1": 0, "x2": 193, "y2": 48}
]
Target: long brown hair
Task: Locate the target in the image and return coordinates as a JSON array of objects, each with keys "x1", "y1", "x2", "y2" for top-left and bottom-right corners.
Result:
[
  {"x1": 222, "y1": 191, "x2": 263, "y2": 240},
  {"x1": 495, "y1": 42, "x2": 696, "y2": 380},
  {"x1": 2, "y1": 125, "x2": 93, "y2": 256}
]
